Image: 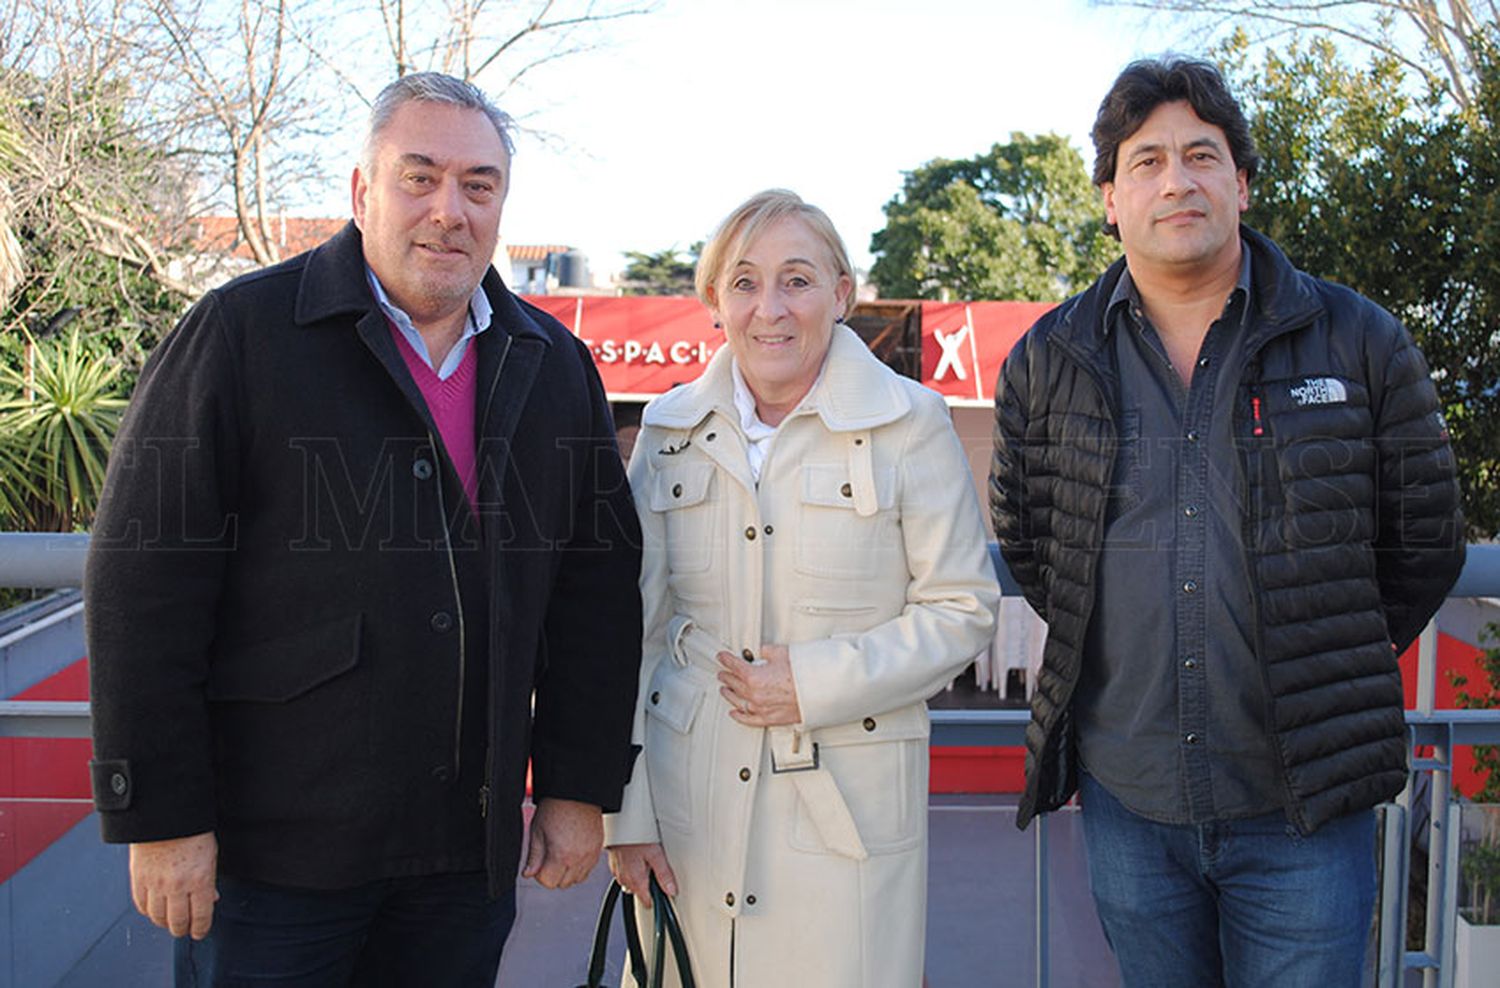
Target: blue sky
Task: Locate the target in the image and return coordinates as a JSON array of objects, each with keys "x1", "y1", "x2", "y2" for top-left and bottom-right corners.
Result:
[{"x1": 325, "y1": 0, "x2": 1197, "y2": 276}]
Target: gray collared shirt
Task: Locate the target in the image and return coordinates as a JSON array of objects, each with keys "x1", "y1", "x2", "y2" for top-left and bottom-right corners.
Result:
[{"x1": 1074, "y1": 245, "x2": 1285, "y2": 824}]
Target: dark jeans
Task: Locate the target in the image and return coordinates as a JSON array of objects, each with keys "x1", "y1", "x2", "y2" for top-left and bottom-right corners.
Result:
[
  {"x1": 1079, "y1": 772, "x2": 1376, "y2": 988},
  {"x1": 175, "y1": 871, "x2": 516, "y2": 987}
]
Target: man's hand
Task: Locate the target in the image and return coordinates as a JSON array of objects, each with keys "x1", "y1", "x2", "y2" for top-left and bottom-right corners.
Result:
[
  {"x1": 608, "y1": 842, "x2": 678, "y2": 905},
  {"x1": 129, "y1": 831, "x2": 219, "y2": 940},
  {"x1": 717, "y1": 643, "x2": 801, "y2": 727},
  {"x1": 522, "y1": 798, "x2": 603, "y2": 889}
]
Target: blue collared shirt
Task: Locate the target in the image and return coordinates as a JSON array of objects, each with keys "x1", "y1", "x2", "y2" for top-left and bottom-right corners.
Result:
[
  {"x1": 366, "y1": 268, "x2": 493, "y2": 380},
  {"x1": 1074, "y1": 243, "x2": 1285, "y2": 824}
]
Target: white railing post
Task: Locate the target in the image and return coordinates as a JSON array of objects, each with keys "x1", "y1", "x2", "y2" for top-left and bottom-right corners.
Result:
[
  {"x1": 1377, "y1": 801, "x2": 1408, "y2": 988},
  {"x1": 1035, "y1": 809, "x2": 1049, "y2": 988}
]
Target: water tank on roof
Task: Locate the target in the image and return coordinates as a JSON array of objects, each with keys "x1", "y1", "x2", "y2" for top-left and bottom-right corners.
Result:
[{"x1": 555, "y1": 249, "x2": 589, "y2": 289}]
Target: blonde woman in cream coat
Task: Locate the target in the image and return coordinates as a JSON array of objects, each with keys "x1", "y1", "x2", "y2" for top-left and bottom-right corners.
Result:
[{"x1": 604, "y1": 190, "x2": 999, "y2": 987}]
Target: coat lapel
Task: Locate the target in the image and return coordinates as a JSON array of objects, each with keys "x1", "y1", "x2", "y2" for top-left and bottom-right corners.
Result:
[{"x1": 354, "y1": 310, "x2": 441, "y2": 438}]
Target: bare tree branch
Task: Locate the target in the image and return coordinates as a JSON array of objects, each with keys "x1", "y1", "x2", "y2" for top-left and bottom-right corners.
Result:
[
  {"x1": 63, "y1": 195, "x2": 196, "y2": 297},
  {"x1": 468, "y1": 2, "x2": 652, "y2": 81},
  {"x1": 1092, "y1": 0, "x2": 1491, "y2": 107}
]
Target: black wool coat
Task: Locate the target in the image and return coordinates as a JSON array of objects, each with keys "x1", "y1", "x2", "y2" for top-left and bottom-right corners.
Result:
[
  {"x1": 86, "y1": 223, "x2": 643, "y2": 893},
  {"x1": 990, "y1": 227, "x2": 1465, "y2": 835}
]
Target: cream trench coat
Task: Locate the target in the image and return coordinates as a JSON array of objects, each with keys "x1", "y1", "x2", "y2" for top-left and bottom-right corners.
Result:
[{"x1": 603, "y1": 326, "x2": 1000, "y2": 987}]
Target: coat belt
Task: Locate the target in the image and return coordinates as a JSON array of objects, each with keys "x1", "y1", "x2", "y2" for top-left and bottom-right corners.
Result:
[{"x1": 671, "y1": 618, "x2": 870, "y2": 861}]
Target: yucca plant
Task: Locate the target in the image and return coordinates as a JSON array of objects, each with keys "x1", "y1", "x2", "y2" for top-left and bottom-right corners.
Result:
[{"x1": 0, "y1": 328, "x2": 127, "y2": 531}]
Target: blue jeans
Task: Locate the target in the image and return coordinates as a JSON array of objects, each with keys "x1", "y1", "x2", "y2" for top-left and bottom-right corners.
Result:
[
  {"x1": 175, "y1": 871, "x2": 516, "y2": 987},
  {"x1": 1078, "y1": 773, "x2": 1376, "y2": 988}
]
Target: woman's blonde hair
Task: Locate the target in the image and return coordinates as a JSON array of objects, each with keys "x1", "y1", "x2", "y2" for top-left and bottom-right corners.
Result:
[{"x1": 695, "y1": 189, "x2": 856, "y2": 320}]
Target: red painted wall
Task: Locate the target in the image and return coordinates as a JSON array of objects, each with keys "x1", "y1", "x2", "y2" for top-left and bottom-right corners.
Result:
[{"x1": 0, "y1": 659, "x2": 94, "y2": 882}]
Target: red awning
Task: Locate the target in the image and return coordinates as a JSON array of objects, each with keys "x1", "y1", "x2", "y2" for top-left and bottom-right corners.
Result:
[
  {"x1": 523, "y1": 296, "x2": 1054, "y2": 404},
  {"x1": 917, "y1": 301, "x2": 1054, "y2": 405},
  {"x1": 526, "y1": 296, "x2": 722, "y2": 399}
]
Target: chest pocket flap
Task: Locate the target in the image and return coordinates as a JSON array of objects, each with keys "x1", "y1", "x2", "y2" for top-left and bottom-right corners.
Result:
[
  {"x1": 799, "y1": 463, "x2": 896, "y2": 517},
  {"x1": 650, "y1": 461, "x2": 715, "y2": 513}
]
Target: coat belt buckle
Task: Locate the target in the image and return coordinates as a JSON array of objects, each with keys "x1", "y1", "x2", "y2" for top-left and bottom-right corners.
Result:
[{"x1": 770, "y1": 743, "x2": 820, "y2": 774}]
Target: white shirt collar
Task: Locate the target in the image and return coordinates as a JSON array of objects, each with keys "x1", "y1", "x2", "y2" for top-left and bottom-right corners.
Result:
[{"x1": 730, "y1": 360, "x2": 778, "y2": 444}]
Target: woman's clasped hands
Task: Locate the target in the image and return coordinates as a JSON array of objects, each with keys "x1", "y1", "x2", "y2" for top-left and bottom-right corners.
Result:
[{"x1": 715, "y1": 643, "x2": 801, "y2": 727}]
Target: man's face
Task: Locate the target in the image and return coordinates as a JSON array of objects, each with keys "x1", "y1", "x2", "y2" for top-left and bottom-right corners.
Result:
[
  {"x1": 352, "y1": 102, "x2": 509, "y2": 327},
  {"x1": 1101, "y1": 100, "x2": 1248, "y2": 279}
]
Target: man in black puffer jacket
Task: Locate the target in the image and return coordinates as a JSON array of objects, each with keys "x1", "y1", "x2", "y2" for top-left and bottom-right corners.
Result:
[{"x1": 990, "y1": 57, "x2": 1464, "y2": 988}]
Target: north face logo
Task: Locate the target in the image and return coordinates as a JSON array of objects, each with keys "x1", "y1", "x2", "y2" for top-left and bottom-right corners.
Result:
[{"x1": 1288, "y1": 377, "x2": 1348, "y2": 406}]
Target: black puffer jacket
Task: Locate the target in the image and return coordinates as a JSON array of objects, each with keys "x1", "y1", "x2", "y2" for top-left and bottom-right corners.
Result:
[{"x1": 990, "y1": 227, "x2": 1465, "y2": 834}]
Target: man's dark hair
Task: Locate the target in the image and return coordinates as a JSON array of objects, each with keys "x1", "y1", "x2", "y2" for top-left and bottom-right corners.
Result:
[{"x1": 1092, "y1": 56, "x2": 1260, "y2": 236}]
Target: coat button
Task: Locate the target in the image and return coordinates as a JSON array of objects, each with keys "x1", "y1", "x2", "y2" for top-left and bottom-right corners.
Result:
[
  {"x1": 763, "y1": 525, "x2": 773, "y2": 536},
  {"x1": 1186, "y1": 430, "x2": 1200, "y2": 442},
  {"x1": 413, "y1": 458, "x2": 434, "y2": 480},
  {"x1": 746, "y1": 894, "x2": 757, "y2": 905},
  {"x1": 1185, "y1": 732, "x2": 1201, "y2": 745},
  {"x1": 110, "y1": 773, "x2": 128, "y2": 796},
  {"x1": 650, "y1": 691, "x2": 661, "y2": 704},
  {"x1": 672, "y1": 483, "x2": 683, "y2": 497},
  {"x1": 1182, "y1": 580, "x2": 1198, "y2": 595},
  {"x1": 853, "y1": 438, "x2": 863, "y2": 446},
  {"x1": 741, "y1": 648, "x2": 755, "y2": 663},
  {"x1": 431, "y1": 765, "x2": 451, "y2": 781},
  {"x1": 1183, "y1": 657, "x2": 1198, "y2": 670},
  {"x1": 862, "y1": 717, "x2": 877, "y2": 732},
  {"x1": 744, "y1": 526, "x2": 757, "y2": 540},
  {"x1": 739, "y1": 767, "x2": 751, "y2": 782},
  {"x1": 839, "y1": 482, "x2": 852, "y2": 498},
  {"x1": 706, "y1": 432, "x2": 717, "y2": 442},
  {"x1": 1183, "y1": 505, "x2": 1199, "y2": 518},
  {"x1": 430, "y1": 611, "x2": 454, "y2": 633},
  {"x1": 725, "y1": 892, "x2": 735, "y2": 907}
]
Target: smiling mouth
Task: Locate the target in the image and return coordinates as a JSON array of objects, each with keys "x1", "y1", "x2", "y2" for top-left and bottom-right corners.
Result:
[
  {"x1": 416, "y1": 242, "x2": 467, "y2": 257},
  {"x1": 753, "y1": 335, "x2": 794, "y2": 345}
]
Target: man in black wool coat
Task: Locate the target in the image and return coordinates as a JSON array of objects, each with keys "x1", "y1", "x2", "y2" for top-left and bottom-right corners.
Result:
[{"x1": 86, "y1": 71, "x2": 643, "y2": 986}]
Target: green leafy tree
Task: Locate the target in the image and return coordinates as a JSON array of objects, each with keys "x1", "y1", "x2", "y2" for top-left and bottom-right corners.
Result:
[
  {"x1": 1223, "y1": 31, "x2": 1500, "y2": 537},
  {"x1": 621, "y1": 243, "x2": 701, "y2": 296},
  {"x1": 869, "y1": 132, "x2": 1116, "y2": 302},
  {"x1": 1451, "y1": 626, "x2": 1500, "y2": 803}
]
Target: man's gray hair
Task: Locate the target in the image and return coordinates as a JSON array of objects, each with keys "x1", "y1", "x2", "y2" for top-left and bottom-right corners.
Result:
[{"x1": 362, "y1": 72, "x2": 515, "y2": 169}]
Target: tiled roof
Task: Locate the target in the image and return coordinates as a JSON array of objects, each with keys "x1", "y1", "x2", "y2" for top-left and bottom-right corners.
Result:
[
  {"x1": 506, "y1": 244, "x2": 572, "y2": 262},
  {"x1": 187, "y1": 218, "x2": 573, "y2": 269},
  {"x1": 190, "y1": 216, "x2": 348, "y2": 260}
]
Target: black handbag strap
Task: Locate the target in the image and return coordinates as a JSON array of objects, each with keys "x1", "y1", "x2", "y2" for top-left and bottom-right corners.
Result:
[
  {"x1": 579, "y1": 876, "x2": 696, "y2": 988},
  {"x1": 651, "y1": 877, "x2": 695, "y2": 987},
  {"x1": 580, "y1": 879, "x2": 648, "y2": 988}
]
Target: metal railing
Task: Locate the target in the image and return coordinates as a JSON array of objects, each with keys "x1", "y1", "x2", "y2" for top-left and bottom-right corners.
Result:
[{"x1": 1, "y1": 532, "x2": 1498, "y2": 986}]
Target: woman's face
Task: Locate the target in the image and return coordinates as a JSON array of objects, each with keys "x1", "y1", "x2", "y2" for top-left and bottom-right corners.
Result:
[{"x1": 710, "y1": 216, "x2": 852, "y2": 419}]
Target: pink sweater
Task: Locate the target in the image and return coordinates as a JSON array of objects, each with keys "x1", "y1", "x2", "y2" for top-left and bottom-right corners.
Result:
[{"x1": 390, "y1": 324, "x2": 479, "y2": 515}]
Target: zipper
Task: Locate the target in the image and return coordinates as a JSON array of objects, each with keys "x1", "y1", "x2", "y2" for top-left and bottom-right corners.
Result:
[
  {"x1": 478, "y1": 333, "x2": 513, "y2": 432},
  {"x1": 1234, "y1": 354, "x2": 1300, "y2": 816},
  {"x1": 457, "y1": 334, "x2": 512, "y2": 779},
  {"x1": 431, "y1": 430, "x2": 468, "y2": 774},
  {"x1": 479, "y1": 742, "x2": 494, "y2": 817},
  {"x1": 1046, "y1": 335, "x2": 1120, "y2": 632}
]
